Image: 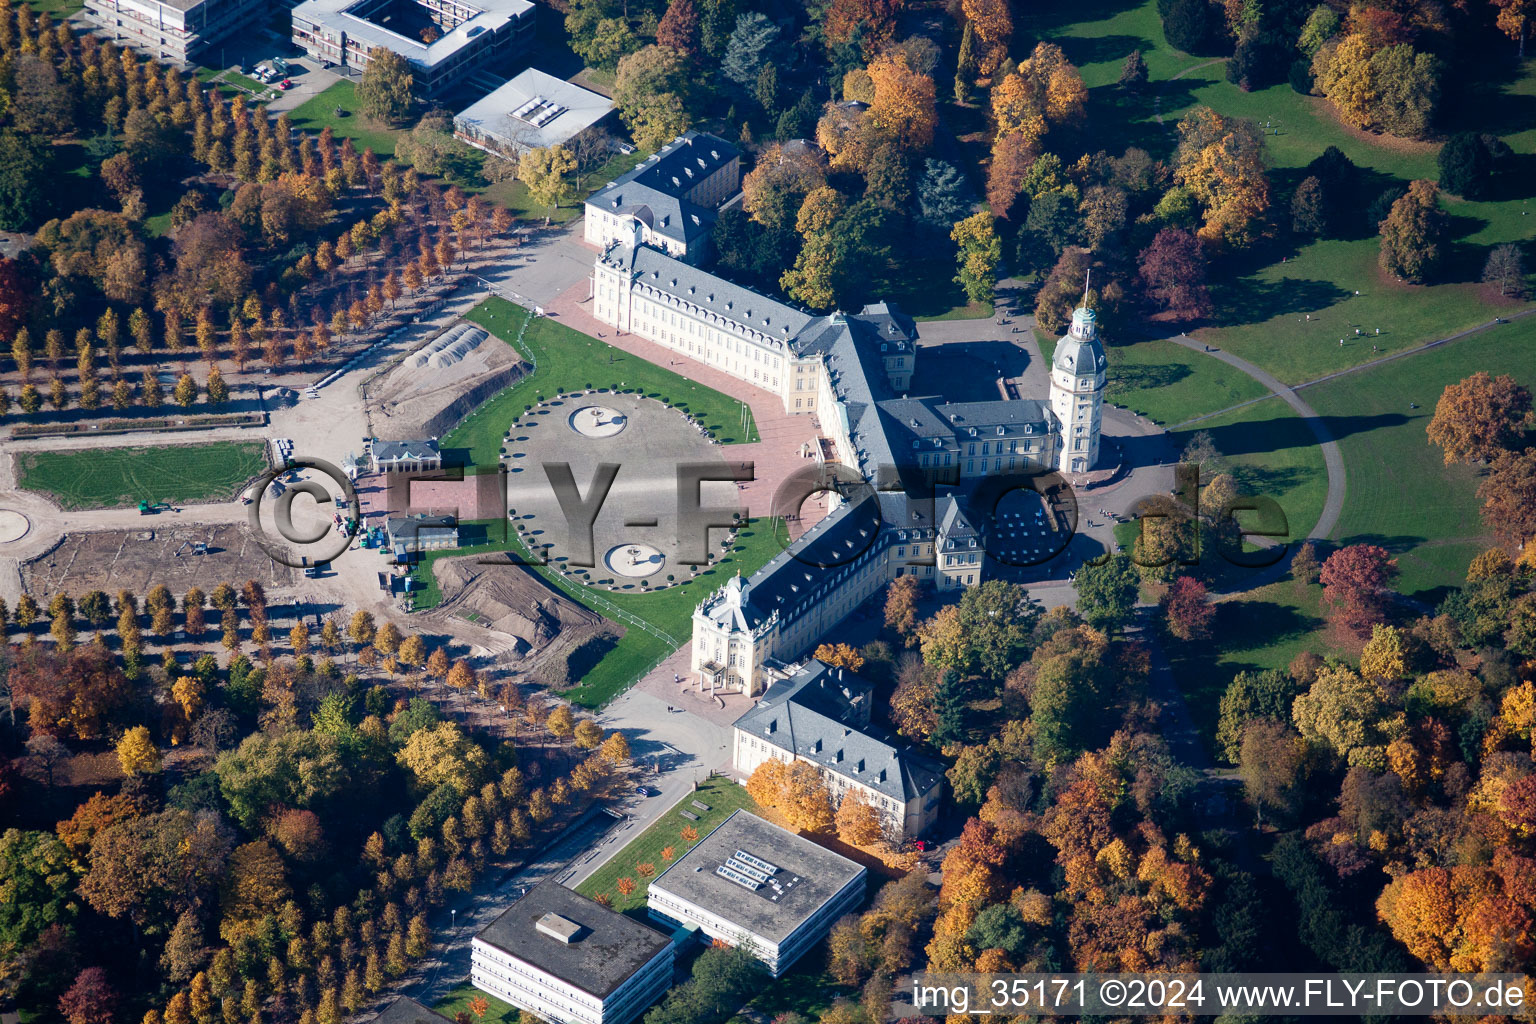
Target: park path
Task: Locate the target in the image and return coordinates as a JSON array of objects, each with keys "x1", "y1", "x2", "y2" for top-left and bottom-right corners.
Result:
[{"x1": 1156, "y1": 334, "x2": 1346, "y2": 600}]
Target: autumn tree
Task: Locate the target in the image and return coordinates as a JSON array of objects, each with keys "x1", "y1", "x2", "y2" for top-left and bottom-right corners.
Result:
[
  {"x1": 813, "y1": 643, "x2": 865, "y2": 672},
  {"x1": 1378, "y1": 179, "x2": 1448, "y2": 283},
  {"x1": 1237, "y1": 719, "x2": 1304, "y2": 822},
  {"x1": 883, "y1": 575, "x2": 922, "y2": 643},
  {"x1": 1137, "y1": 227, "x2": 1211, "y2": 318},
  {"x1": 59, "y1": 967, "x2": 117, "y2": 1024},
  {"x1": 1161, "y1": 574, "x2": 1214, "y2": 640},
  {"x1": 834, "y1": 791, "x2": 885, "y2": 847},
  {"x1": 1172, "y1": 106, "x2": 1270, "y2": 249},
  {"x1": 517, "y1": 145, "x2": 578, "y2": 224},
  {"x1": 1479, "y1": 449, "x2": 1536, "y2": 545},
  {"x1": 115, "y1": 726, "x2": 161, "y2": 776},
  {"x1": 951, "y1": 212, "x2": 1001, "y2": 303},
  {"x1": 1319, "y1": 544, "x2": 1398, "y2": 638},
  {"x1": 1426, "y1": 371, "x2": 1533, "y2": 464},
  {"x1": 357, "y1": 48, "x2": 415, "y2": 125},
  {"x1": 656, "y1": 0, "x2": 700, "y2": 53}
]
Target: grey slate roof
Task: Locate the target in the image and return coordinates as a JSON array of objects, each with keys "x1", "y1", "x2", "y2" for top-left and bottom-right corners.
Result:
[
  {"x1": 385, "y1": 514, "x2": 459, "y2": 537},
  {"x1": 587, "y1": 132, "x2": 738, "y2": 246},
  {"x1": 373, "y1": 439, "x2": 441, "y2": 463},
  {"x1": 475, "y1": 881, "x2": 671, "y2": 998},
  {"x1": 370, "y1": 998, "x2": 454, "y2": 1024},
  {"x1": 648, "y1": 810, "x2": 865, "y2": 943},
  {"x1": 616, "y1": 244, "x2": 812, "y2": 343},
  {"x1": 734, "y1": 662, "x2": 943, "y2": 804}
]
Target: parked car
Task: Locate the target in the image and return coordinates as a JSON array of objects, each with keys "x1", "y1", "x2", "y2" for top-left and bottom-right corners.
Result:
[
  {"x1": 636, "y1": 785, "x2": 657, "y2": 797},
  {"x1": 279, "y1": 79, "x2": 292, "y2": 90}
]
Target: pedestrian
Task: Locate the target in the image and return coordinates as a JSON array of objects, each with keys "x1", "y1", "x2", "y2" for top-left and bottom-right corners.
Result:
[
  {"x1": 1375, "y1": 327, "x2": 1380, "y2": 335},
  {"x1": 1339, "y1": 339, "x2": 1344, "y2": 346},
  {"x1": 1355, "y1": 328, "x2": 1361, "y2": 335}
]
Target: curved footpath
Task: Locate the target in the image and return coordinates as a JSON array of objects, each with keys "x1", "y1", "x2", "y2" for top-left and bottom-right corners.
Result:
[{"x1": 1166, "y1": 334, "x2": 1347, "y2": 544}]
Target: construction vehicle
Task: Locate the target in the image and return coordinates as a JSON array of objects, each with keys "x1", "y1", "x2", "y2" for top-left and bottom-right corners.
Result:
[
  {"x1": 137, "y1": 501, "x2": 171, "y2": 515},
  {"x1": 174, "y1": 540, "x2": 209, "y2": 556}
]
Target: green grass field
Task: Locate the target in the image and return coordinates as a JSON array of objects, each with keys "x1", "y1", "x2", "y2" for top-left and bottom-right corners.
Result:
[
  {"x1": 1166, "y1": 580, "x2": 1341, "y2": 750},
  {"x1": 21, "y1": 0, "x2": 83, "y2": 18},
  {"x1": 288, "y1": 82, "x2": 403, "y2": 159},
  {"x1": 18, "y1": 442, "x2": 268, "y2": 510},
  {"x1": 574, "y1": 776, "x2": 759, "y2": 912},
  {"x1": 724, "y1": 964, "x2": 849, "y2": 1024},
  {"x1": 1303, "y1": 317, "x2": 1536, "y2": 598},
  {"x1": 1025, "y1": 0, "x2": 1536, "y2": 387},
  {"x1": 444, "y1": 297, "x2": 758, "y2": 471},
  {"x1": 1039, "y1": 329, "x2": 1269, "y2": 426},
  {"x1": 436, "y1": 983, "x2": 520, "y2": 1024},
  {"x1": 1169, "y1": 395, "x2": 1329, "y2": 543}
]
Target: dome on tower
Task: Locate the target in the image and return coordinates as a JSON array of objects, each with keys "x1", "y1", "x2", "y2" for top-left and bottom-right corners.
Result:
[{"x1": 1052, "y1": 306, "x2": 1106, "y2": 376}]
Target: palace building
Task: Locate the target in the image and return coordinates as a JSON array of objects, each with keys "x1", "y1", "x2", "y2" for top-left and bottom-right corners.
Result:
[
  {"x1": 589, "y1": 234, "x2": 1106, "y2": 698},
  {"x1": 731, "y1": 660, "x2": 945, "y2": 836},
  {"x1": 584, "y1": 133, "x2": 741, "y2": 264}
]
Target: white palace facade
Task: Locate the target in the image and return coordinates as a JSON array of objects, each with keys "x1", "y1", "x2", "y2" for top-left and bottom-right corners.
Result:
[{"x1": 589, "y1": 234, "x2": 1106, "y2": 697}]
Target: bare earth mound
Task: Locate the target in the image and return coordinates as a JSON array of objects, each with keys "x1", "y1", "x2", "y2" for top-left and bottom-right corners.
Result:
[{"x1": 428, "y1": 555, "x2": 611, "y2": 654}]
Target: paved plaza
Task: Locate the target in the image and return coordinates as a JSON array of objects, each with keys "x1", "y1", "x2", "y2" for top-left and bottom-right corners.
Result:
[{"x1": 503, "y1": 392, "x2": 739, "y2": 589}]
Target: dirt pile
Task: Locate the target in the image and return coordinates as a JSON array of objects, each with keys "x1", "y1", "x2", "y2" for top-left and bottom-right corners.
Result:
[{"x1": 430, "y1": 555, "x2": 607, "y2": 653}]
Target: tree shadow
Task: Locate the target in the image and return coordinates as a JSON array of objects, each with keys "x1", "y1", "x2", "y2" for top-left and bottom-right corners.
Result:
[
  {"x1": 1060, "y1": 33, "x2": 1156, "y2": 69},
  {"x1": 1207, "y1": 276, "x2": 1354, "y2": 328},
  {"x1": 1021, "y1": 0, "x2": 1162, "y2": 39},
  {"x1": 1106, "y1": 360, "x2": 1194, "y2": 395}
]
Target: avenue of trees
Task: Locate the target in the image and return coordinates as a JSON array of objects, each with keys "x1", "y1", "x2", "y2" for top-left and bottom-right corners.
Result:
[{"x1": 0, "y1": 582, "x2": 630, "y2": 1024}]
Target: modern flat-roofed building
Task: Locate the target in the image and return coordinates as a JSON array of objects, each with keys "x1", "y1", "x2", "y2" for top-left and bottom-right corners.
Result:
[
  {"x1": 291, "y1": 0, "x2": 534, "y2": 95},
  {"x1": 472, "y1": 881, "x2": 674, "y2": 1024},
  {"x1": 584, "y1": 132, "x2": 740, "y2": 263},
  {"x1": 732, "y1": 661, "x2": 945, "y2": 838},
  {"x1": 454, "y1": 69, "x2": 612, "y2": 156},
  {"x1": 646, "y1": 810, "x2": 866, "y2": 976},
  {"x1": 84, "y1": 0, "x2": 266, "y2": 63}
]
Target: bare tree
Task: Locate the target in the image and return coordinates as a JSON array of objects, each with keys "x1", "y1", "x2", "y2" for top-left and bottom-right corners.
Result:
[
  {"x1": 191, "y1": 707, "x2": 238, "y2": 756},
  {"x1": 25, "y1": 734, "x2": 70, "y2": 788}
]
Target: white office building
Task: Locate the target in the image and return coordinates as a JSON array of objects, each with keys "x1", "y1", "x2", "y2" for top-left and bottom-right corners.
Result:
[
  {"x1": 472, "y1": 881, "x2": 674, "y2": 1024},
  {"x1": 646, "y1": 810, "x2": 866, "y2": 977}
]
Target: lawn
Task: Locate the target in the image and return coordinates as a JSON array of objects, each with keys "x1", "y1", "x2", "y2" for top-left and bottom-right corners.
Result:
[
  {"x1": 21, "y1": 0, "x2": 83, "y2": 17},
  {"x1": 480, "y1": 147, "x2": 652, "y2": 224},
  {"x1": 1302, "y1": 316, "x2": 1536, "y2": 599},
  {"x1": 18, "y1": 442, "x2": 268, "y2": 510},
  {"x1": 1026, "y1": 0, "x2": 1536, "y2": 386},
  {"x1": 409, "y1": 516, "x2": 785, "y2": 706},
  {"x1": 574, "y1": 776, "x2": 759, "y2": 913},
  {"x1": 288, "y1": 81, "x2": 404, "y2": 159},
  {"x1": 1168, "y1": 395, "x2": 1329, "y2": 543},
  {"x1": 1164, "y1": 580, "x2": 1340, "y2": 750},
  {"x1": 1038, "y1": 330, "x2": 1270, "y2": 426},
  {"x1": 444, "y1": 296, "x2": 759, "y2": 471},
  {"x1": 436, "y1": 982, "x2": 520, "y2": 1024},
  {"x1": 724, "y1": 963, "x2": 850, "y2": 1024}
]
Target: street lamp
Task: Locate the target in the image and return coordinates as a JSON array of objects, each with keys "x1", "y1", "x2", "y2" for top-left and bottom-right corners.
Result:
[{"x1": 451, "y1": 908, "x2": 456, "y2": 930}]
